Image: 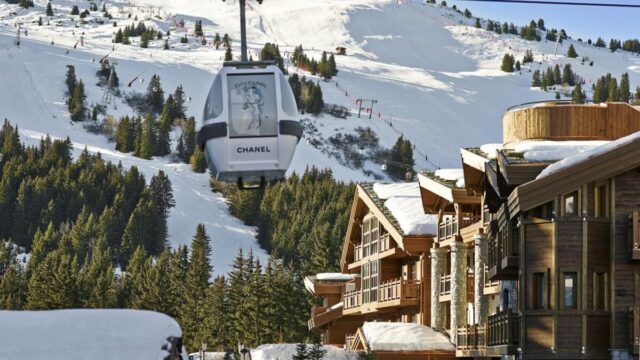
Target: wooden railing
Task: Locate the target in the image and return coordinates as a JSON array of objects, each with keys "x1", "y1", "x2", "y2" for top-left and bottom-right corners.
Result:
[
  {"x1": 487, "y1": 310, "x2": 520, "y2": 347},
  {"x1": 439, "y1": 215, "x2": 481, "y2": 242},
  {"x1": 440, "y1": 274, "x2": 452, "y2": 296},
  {"x1": 343, "y1": 290, "x2": 361, "y2": 310},
  {"x1": 457, "y1": 324, "x2": 487, "y2": 351},
  {"x1": 632, "y1": 306, "x2": 639, "y2": 355},
  {"x1": 378, "y1": 278, "x2": 420, "y2": 303},
  {"x1": 629, "y1": 211, "x2": 640, "y2": 260},
  {"x1": 484, "y1": 265, "x2": 500, "y2": 289}
]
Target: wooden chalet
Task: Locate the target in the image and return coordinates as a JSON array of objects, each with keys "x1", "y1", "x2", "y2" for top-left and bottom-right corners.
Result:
[
  {"x1": 306, "y1": 183, "x2": 456, "y2": 359},
  {"x1": 423, "y1": 101, "x2": 640, "y2": 360}
]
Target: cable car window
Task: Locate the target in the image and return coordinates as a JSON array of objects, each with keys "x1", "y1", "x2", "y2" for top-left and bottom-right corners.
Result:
[
  {"x1": 203, "y1": 75, "x2": 223, "y2": 121},
  {"x1": 279, "y1": 72, "x2": 298, "y2": 118},
  {"x1": 227, "y1": 73, "x2": 278, "y2": 138}
]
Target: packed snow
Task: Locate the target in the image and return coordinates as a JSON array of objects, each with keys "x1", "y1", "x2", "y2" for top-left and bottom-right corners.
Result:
[
  {"x1": 479, "y1": 143, "x2": 503, "y2": 159},
  {"x1": 537, "y1": 131, "x2": 640, "y2": 179},
  {"x1": 251, "y1": 344, "x2": 358, "y2": 360},
  {"x1": 511, "y1": 140, "x2": 610, "y2": 162},
  {"x1": 434, "y1": 168, "x2": 465, "y2": 188},
  {"x1": 372, "y1": 182, "x2": 438, "y2": 235},
  {"x1": 361, "y1": 322, "x2": 454, "y2": 352},
  {"x1": 0, "y1": 309, "x2": 185, "y2": 360},
  {"x1": 1, "y1": 0, "x2": 639, "y2": 271},
  {"x1": 315, "y1": 273, "x2": 356, "y2": 281}
]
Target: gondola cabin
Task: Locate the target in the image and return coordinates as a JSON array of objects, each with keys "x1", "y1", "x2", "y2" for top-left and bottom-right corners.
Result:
[{"x1": 198, "y1": 61, "x2": 303, "y2": 188}]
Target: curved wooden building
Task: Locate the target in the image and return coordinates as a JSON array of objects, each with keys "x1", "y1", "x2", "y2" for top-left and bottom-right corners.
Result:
[{"x1": 503, "y1": 102, "x2": 640, "y2": 145}]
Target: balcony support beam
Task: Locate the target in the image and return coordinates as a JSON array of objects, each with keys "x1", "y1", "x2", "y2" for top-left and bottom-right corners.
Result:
[
  {"x1": 474, "y1": 234, "x2": 489, "y2": 325},
  {"x1": 451, "y1": 241, "x2": 468, "y2": 344},
  {"x1": 430, "y1": 247, "x2": 447, "y2": 330}
]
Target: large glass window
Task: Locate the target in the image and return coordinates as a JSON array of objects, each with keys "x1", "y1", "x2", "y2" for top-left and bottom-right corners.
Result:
[
  {"x1": 361, "y1": 261, "x2": 378, "y2": 303},
  {"x1": 532, "y1": 272, "x2": 546, "y2": 310},
  {"x1": 203, "y1": 74, "x2": 223, "y2": 121},
  {"x1": 227, "y1": 73, "x2": 278, "y2": 138},
  {"x1": 563, "y1": 272, "x2": 578, "y2": 309}
]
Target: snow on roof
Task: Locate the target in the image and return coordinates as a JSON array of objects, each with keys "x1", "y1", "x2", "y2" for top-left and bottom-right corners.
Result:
[
  {"x1": 251, "y1": 344, "x2": 358, "y2": 360},
  {"x1": 361, "y1": 322, "x2": 455, "y2": 352},
  {"x1": 0, "y1": 309, "x2": 183, "y2": 360},
  {"x1": 315, "y1": 273, "x2": 355, "y2": 281},
  {"x1": 537, "y1": 131, "x2": 640, "y2": 179},
  {"x1": 479, "y1": 143, "x2": 503, "y2": 159},
  {"x1": 511, "y1": 140, "x2": 609, "y2": 162},
  {"x1": 372, "y1": 183, "x2": 438, "y2": 236},
  {"x1": 434, "y1": 168, "x2": 465, "y2": 188}
]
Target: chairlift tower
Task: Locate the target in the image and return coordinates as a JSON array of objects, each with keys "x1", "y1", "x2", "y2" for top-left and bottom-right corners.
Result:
[
  {"x1": 101, "y1": 60, "x2": 119, "y2": 109},
  {"x1": 223, "y1": 0, "x2": 265, "y2": 61}
]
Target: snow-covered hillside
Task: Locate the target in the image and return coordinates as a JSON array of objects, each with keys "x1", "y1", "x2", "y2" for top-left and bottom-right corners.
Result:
[{"x1": 1, "y1": 0, "x2": 638, "y2": 272}]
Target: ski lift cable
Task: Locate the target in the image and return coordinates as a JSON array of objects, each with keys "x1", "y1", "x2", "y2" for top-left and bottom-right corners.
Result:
[{"x1": 455, "y1": 0, "x2": 640, "y2": 8}]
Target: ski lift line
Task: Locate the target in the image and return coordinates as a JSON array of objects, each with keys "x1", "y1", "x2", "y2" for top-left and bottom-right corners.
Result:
[{"x1": 456, "y1": 0, "x2": 640, "y2": 8}]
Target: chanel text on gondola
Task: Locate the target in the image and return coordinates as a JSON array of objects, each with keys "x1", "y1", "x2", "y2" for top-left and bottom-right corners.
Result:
[{"x1": 237, "y1": 146, "x2": 272, "y2": 153}]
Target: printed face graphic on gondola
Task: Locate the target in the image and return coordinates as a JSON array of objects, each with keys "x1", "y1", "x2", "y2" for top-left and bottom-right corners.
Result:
[{"x1": 227, "y1": 74, "x2": 278, "y2": 138}]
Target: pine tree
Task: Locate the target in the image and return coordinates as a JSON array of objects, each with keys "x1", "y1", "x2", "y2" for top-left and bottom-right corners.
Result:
[
  {"x1": 164, "y1": 39, "x2": 169, "y2": 50},
  {"x1": 567, "y1": 44, "x2": 578, "y2": 58},
  {"x1": 46, "y1": 2, "x2": 53, "y2": 16},
  {"x1": 224, "y1": 47, "x2": 233, "y2": 61},
  {"x1": 120, "y1": 191, "x2": 161, "y2": 267},
  {"x1": 71, "y1": 5, "x2": 79, "y2": 15},
  {"x1": 190, "y1": 148, "x2": 207, "y2": 173},
  {"x1": 308, "y1": 336, "x2": 327, "y2": 360},
  {"x1": 0, "y1": 265, "x2": 26, "y2": 309},
  {"x1": 553, "y1": 64, "x2": 561, "y2": 85},
  {"x1": 213, "y1": 33, "x2": 222, "y2": 49},
  {"x1": 179, "y1": 224, "x2": 213, "y2": 350},
  {"x1": 562, "y1": 64, "x2": 574, "y2": 86},
  {"x1": 515, "y1": 60, "x2": 521, "y2": 71},
  {"x1": 486, "y1": 20, "x2": 494, "y2": 32},
  {"x1": 572, "y1": 82, "x2": 584, "y2": 104},
  {"x1": 608, "y1": 77, "x2": 619, "y2": 102},
  {"x1": 532, "y1": 70, "x2": 542, "y2": 87},
  {"x1": 173, "y1": 85, "x2": 187, "y2": 119},
  {"x1": 474, "y1": 18, "x2": 481, "y2": 28},
  {"x1": 501, "y1": 53, "x2": 514, "y2": 72},
  {"x1": 620, "y1": 73, "x2": 630, "y2": 103},
  {"x1": 156, "y1": 107, "x2": 172, "y2": 156},
  {"x1": 140, "y1": 31, "x2": 149, "y2": 48},
  {"x1": 328, "y1": 54, "x2": 338, "y2": 76},
  {"x1": 83, "y1": 237, "x2": 118, "y2": 308},
  {"x1": 181, "y1": 117, "x2": 197, "y2": 163},
  {"x1": 292, "y1": 343, "x2": 309, "y2": 360},
  {"x1": 70, "y1": 80, "x2": 86, "y2": 121},
  {"x1": 222, "y1": 33, "x2": 231, "y2": 48},
  {"x1": 145, "y1": 74, "x2": 165, "y2": 114},
  {"x1": 65, "y1": 65, "x2": 77, "y2": 96},
  {"x1": 149, "y1": 171, "x2": 174, "y2": 247},
  {"x1": 386, "y1": 135, "x2": 415, "y2": 180},
  {"x1": 138, "y1": 113, "x2": 157, "y2": 159}
]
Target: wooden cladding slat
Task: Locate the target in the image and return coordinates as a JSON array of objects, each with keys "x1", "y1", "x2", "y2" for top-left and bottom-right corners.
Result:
[{"x1": 503, "y1": 103, "x2": 640, "y2": 145}]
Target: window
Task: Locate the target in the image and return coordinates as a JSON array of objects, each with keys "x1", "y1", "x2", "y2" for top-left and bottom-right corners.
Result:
[
  {"x1": 563, "y1": 191, "x2": 579, "y2": 216},
  {"x1": 361, "y1": 261, "x2": 378, "y2": 303},
  {"x1": 532, "y1": 272, "x2": 546, "y2": 310},
  {"x1": 361, "y1": 263, "x2": 370, "y2": 303},
  {"x1": 370, "y1": 261, "x2": 378, "y2": 302},
  {"x1": 361, "y1": 216, "x2": 380, "y2": 258},
  {"x1": 362, "y1": 217, "x2": 371, "y2": 258},
  {"x1": 563, "y1": 272, "x2": 578, "y2": 310},
  {"x1": 370, "y1": 218, "x2": 379, "y2": 255},
  {"x1": 594, "y1": 272, "x2": 607, "y2": 311},
  {"x1": 595, "y1": 184, "x2": 608, "y2": 217}
]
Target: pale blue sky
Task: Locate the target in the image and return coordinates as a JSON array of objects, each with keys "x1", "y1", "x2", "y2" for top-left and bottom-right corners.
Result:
[{"x1": 446, "y1": 0, "x2": 640, "y2": 41}]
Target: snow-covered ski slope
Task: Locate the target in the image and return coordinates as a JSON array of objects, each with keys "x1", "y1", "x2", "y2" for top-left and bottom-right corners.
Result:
[{"x1": 1, "y1": 0, "x2": 639, "y2": 272}]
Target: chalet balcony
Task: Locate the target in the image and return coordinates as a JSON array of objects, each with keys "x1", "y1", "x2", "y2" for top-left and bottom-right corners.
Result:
[
  {"x1": 456, "y1": 324, "x2": 486, "y2": 357},
  {"x1": 484, "y1": 265, "x2": 500, "y2": 295},
  {"x1": 487, "y1": 231, "x2": 519, "y2": 281},
  {"x1": 487, "y1": 310, "x2": 520, "y2": 355},
  {"x1": 343, "y1": 290, "x2": 361, "y2": 313},
  {"x1": 308, "y1": 305, "x2": 343, "y2": 331},
  {"x1": 438, "y1": 215, "x2": 481, "y2": 243},
  {"x1": 378, "y1": 278, "x2": 420, "y2": 309},
  {"x1": 632, "y1": 306, "x2": 639, "y2": 355},
  {"x1": 629, "y1": 211, "x2": 640, "y2": 260},
  {"x1": 439, "y1": 274, "x2": 451, "y2": 302}
]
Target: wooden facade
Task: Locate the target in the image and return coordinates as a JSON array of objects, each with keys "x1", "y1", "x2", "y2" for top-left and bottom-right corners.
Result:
[
  {"x1": 436, "y1": 102, "x2": 640, "y2": 359},
  {"x1": 306, "y1": 184, "x2": 455, "y2": 358}
]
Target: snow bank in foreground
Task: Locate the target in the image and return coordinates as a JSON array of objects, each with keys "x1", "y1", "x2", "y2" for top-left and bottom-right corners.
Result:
[
  {"x1": 512, "y1": 140, "x2": 609, "y2": 162},
  {"x1": 0, "y1": 309, "x2": 182, "y2": 360},
  {"x1": 316, "y1": 273, "x2": 356, "y2": 281},
  {"x1": 537, "y1": 131, "x2": 640, "y2": 179},
  {"x1": 434, "y1": 168, "x2": 465, "y2": 188},
  {"x1": 251, "y1": 344, "x2": 357, "y2": 360},
  {"x1": 361, "y1": 322, "x2": 454, "y2": 352},
  {"x1": 373, "y1": 183, "x2": 437, "y2": 236}
]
